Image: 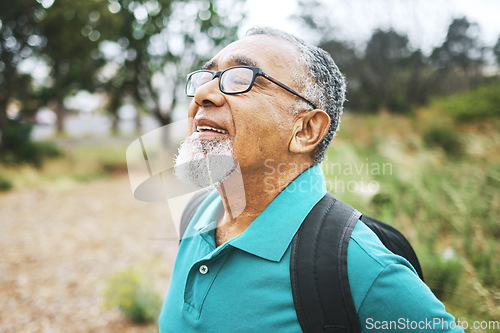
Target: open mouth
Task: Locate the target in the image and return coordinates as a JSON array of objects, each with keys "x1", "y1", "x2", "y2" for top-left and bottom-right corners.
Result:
[{"x1": 196, "y1": 126, "x2": 229, "y2": 134}]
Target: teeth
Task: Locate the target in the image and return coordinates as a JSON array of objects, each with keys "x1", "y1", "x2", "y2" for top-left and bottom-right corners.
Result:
[{"x1": 196, "y1": 126, "x2": 228, "y2": 134}]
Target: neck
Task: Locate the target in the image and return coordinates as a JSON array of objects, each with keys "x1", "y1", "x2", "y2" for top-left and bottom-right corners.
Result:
[{"x1": 214, "y1": 158, "x2": 313, "y2": 246}]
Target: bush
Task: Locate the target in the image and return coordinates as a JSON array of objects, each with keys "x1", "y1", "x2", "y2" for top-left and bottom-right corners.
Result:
[
  {"x1": 103, "y1": 268, "x2": 162, "y2": 323},
  {"x1": 420, "y1": 248, "x2": 463, "y2": 301},
  {"x1": 0, "y1": 173, "x2": 13, "y2": 191},
  {"x1": 329, "y1": 112, "x2": 498, "y2": 323},
  {"x1": 435, "y1": 83, "x2": 500, "y2": 122},
  {"x1": 422, "y1": 125, "x2": 463, "y2": 157},
  {"x1": 0, "y1": 120, "x2": 62, "y2": 167}
]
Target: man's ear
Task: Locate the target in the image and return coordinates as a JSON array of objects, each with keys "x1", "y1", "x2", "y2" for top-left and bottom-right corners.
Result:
[{"x1": 289, "y1": 109, "x2": 330, "y2": 154}]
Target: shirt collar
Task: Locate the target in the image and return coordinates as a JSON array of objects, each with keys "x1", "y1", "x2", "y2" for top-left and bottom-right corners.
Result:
[
  {"x1": 191, "y1": 190, "x2": 222, "y2": 247},
  {"x1": 229, "y1": 164, "x2": 327, "y2": 262}
]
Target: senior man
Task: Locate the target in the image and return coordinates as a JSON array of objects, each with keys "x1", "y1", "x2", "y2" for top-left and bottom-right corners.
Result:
[{"x1": 159, "y1": 27, "x2": 463, "y2": 332}]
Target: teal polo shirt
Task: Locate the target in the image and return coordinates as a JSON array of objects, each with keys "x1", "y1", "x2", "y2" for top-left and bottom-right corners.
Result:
[{"x1": 159, "y1": 165, "x2": 463, "y2": 332}]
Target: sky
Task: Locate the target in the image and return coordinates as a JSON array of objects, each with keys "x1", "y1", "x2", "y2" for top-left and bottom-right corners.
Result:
[{"x1": 240, "y1": 0, "x2": 500, "y2": 53}]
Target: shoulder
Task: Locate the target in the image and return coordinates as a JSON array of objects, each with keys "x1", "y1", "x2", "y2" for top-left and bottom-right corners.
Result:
[
  {"x1": 348, "y1": 221, "x2": 463, "y2": 332},
  {"x1": 347, "y1": 220, "x2": 419, "y2": 310},
  {"x1": 348, "y1": 220, "x2": 416, "y2": 271}
]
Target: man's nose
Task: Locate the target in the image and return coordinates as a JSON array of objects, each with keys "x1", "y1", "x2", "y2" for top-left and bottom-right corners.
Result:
[{"x1": 193, "y1": 77, "x2": 226, "y2": 107}]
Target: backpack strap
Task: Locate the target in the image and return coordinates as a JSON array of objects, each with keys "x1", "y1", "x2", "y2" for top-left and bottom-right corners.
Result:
[
  {"x1": 290, "y1": 192, "x2": 361, "y2": 333},
  {"x1": 290, "y1": 193, "x2": 425, "y2": 333},
  {"x1": 179, "y1": 190, "x2": 212, "y2": 242}
]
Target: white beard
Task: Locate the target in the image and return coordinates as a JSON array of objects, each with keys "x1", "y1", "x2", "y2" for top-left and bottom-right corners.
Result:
[{"x1": 174, "y1": 136, "x2": 237, "y2": 188}]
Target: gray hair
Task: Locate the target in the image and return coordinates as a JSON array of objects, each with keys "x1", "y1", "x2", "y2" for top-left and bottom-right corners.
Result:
[{"x1": 245, "y1": 27, "x2": 346, "y2": 164}]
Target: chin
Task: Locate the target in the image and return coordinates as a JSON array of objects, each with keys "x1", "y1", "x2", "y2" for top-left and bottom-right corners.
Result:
[{"x1": 174, "y1": 136, "x2": 237, "y2": 188}]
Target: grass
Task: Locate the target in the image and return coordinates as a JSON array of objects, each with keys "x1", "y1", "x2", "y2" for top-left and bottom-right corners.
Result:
[
  {"x1": 324, "y1": 112, "x2": 500, "y2": 331},
  {"x1": 0, "y1": 143, "x2": 128, "y2": 191},
  {"x1": 103, "y1": 267, "x2": 163, "y2": 324}
]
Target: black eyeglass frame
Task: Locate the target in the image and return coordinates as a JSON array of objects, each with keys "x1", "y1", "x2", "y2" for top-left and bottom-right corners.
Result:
[{"x1": 185, "y1": 65, "x2": 317, "y2": 109}]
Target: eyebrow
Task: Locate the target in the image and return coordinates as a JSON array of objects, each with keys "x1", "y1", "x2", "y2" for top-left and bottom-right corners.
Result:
[
  {"x1": 201, "y1": 59, "x2": 216, "y2": 70},
  {"x1": 231, "y1": 55, "x2": 258, "y2": 67},
  {"x1": 200, "y1": 55, "x2": 259, "y2": 71}
]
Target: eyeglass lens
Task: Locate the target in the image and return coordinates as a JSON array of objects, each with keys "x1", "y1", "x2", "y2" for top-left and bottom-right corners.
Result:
[
  {"x1": 186, "y1": 72, "x2": 212, "y2": 96},
  {"x1": 220, "y1": 67, "x2": 253, "y2": 93},
  {"x1": 187, "y1": 67, "x2": 254, "y2": 96}
]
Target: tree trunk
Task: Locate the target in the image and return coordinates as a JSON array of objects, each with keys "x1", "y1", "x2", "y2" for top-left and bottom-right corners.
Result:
[
  {"x1": 134, "y1": 108, "x2": 142, "y2": 133},
  {"x1": 55, "y1": 102, "x2": 66, "y2": 136},
  {"x1": 111, "y1": 112, "x2": 119, "y2": 136},
  {"x1": 107, "y1": 92, "x2": 121, "y2": 136},
  {"x1": 0, "y1": 100, "x2": 8, "y2": 152}
]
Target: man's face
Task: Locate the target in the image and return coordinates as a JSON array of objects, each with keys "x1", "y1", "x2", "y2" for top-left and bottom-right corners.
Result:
[{"x1": 184, "y1": 35, "x2": 305, "y2": 177}]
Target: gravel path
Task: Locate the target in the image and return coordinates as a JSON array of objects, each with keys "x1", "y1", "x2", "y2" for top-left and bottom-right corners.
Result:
[{"x1": 0, "y1": 175, "x2": 179, "y2": 332}]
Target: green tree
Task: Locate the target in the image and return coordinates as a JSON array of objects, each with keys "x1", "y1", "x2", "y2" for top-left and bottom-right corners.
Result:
[
  {"x1": 403, "y1": 50, "x2": 437, "y2": 107},
  {"x1": 431, "y1": 17, "x2": 485, "y2": 90},
  {"x1": 317, "y1": 39, "x2": 364, "y2": 110},
  {"x1": 99, "y1": 0, "x2": 244, "y2": 133},
  {"x1": 0, "y1": 1, "x2": 43, "y2": 152},
  {"x1": 361, "y1": 29, "x2": 411, "y2": 112},
  {"x1": 294, "y1": 1, "x2": 435, "y2": 113},
  {"x1": 37, "y1": 0, "x2": 116, "y2": 134},
  {"x1": 1, "y1": 0, "x2": 244, "y2": 155},
  {"x1": 494, "y1": 35, "x2": 500, "y2": 68},
  {"x1": 294, "y1": 0, "x2": 334, "y2": 39}
]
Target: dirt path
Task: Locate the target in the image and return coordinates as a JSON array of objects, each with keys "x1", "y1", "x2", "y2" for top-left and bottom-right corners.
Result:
[{"x1": 0, "y1": 175, "x2": 179, "y2": 332}]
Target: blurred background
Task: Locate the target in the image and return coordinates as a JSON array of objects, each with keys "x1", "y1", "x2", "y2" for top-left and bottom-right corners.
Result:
[{"x1": 0, "y1": 0, "x2": 498, "y2": 332}]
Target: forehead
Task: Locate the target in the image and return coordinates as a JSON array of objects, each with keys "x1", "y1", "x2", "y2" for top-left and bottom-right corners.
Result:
[{"x1": 205, "y1": 35, "x2": 302, "y2": 76}]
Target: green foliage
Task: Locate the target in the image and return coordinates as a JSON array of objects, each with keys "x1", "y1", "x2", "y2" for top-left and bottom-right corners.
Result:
[
  {"x1": 324, "y1": 113, "x2": 500, "y2": 322},
  {"x1": 0, "y1": 120, "x2": 62, "y2": 167},
  {"x1": 0, "y1": 1, "x2": 45, "y2": 132},
  {"x1": 494, "y1": 36, "x2": 500, "y2": 66},
  {"x1": 103, "y1": 268, "x2": 162, "y2": 324},
  {"x1": 72, "y1": 171, "x2": 108, "y2": 183},
  {"x1": 98, "y1": 0, "x2": 244, "y2": 126},
  {"x1": 466, "y1": 241, "x2": 499, "y2": 289},
  {"x1": 419, "y1": 248, "x2": 463, "y2": 300},
  {"x1": 68, "y1": 144, "x2": 128, "y2": 178},
  {"x1": 0, "y1": 173, "x2": 13, "y2": 191},
  {"x1": 1, "y1": 0, "x2": 244, "y2": 144},
  {"x1": 422, "y1": 125, "x2": 463, "y2": 157},
  {"x1": 434, "y1": 83, "x2": 500, "y2": 122},
  {"x1": 298, "y1": 5, "x2": 494, "y2": 114},
  {"x1": 0, "y1": 143, "x2": 127, "y2": 191},
  {"x1": 431, "y1": 17, "x2": 484, "y2": 73}
]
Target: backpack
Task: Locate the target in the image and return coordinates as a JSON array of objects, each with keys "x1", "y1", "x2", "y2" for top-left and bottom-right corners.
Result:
[{"x1": 179, "y1": 190, "x2": 424, "y2": 333}]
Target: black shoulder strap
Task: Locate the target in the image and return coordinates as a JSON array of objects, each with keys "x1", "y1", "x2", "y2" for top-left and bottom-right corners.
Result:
[
  {"x1": 179, "y1": 190, "x2": 212, "y2": 242},
  {"x1": 290, "y1": 193, "x2": 361, "y2": 333}
]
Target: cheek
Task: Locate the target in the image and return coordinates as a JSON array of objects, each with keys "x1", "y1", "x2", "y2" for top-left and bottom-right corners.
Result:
[
  {"x1": 187, "y1": 102, "x2": 198, "y2": 133},
  {"x1": 187, "y1": 117, "x2": 194, "y2": 134},
  {"x1": 232, "y1": 105, "x2": 294, "y2": 161},
  {"x1": 233, "y1": 97, "x2": 294, "y2": 134}
]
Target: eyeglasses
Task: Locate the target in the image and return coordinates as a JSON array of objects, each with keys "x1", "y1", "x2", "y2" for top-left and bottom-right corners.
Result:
[{"x1": 185, "y1": 66, "x2": 317, "y2": 109}]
